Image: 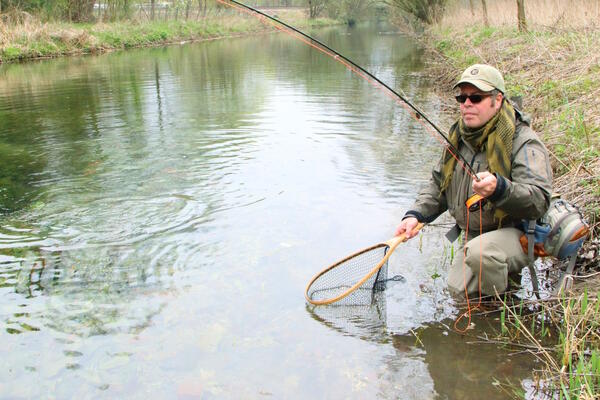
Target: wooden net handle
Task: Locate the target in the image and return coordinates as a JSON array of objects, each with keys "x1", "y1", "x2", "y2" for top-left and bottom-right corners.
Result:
[{"x1": 305, "y1": 223, "x2": 424, "y2": 305}]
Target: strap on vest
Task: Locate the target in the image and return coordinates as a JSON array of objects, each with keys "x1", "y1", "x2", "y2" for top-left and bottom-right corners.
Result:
[
  {"x1": 555, "y1": 254, "x2": 577, "y2": 296},
  {"x1": 526, "y1": 219, "x2": 541, "y2": 299},
  {"x1": 445, "y1": 224, "x2": 461, "y2": 243}
]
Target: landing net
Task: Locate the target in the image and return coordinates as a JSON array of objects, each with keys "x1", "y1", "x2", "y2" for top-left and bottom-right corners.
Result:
[{"x1": 306, "y1": 244, "x2": 390, "y2": 306}]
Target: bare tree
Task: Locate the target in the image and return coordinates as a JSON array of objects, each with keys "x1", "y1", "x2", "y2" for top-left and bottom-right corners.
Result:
[
  {"x1": 344, "y1": 0, "x2": 371, "y2": 22},
  {"x1": 69, "y1": 0, "x2": 96, "y2": 22},
  {"x1": 307, "y1": 0, "x2": 327, "y2": 18},
  {"x1": 481, "y1": 0, "x2": 489, "y2": 27},
  {"x1": 387, "y1": 0, "x2": 448, "y2": 25},
  {"x1": 517, "y1": 0, "x2": 527, "y2": 32},
  {"x1": 185, "y1": 0, "x2": 192, "y2": 19},
  {"x1": 469, "y1": 0, "x2": 475, "y2": 17}
]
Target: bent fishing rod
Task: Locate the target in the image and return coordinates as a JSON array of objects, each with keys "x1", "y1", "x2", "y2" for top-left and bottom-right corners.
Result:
[{"x1": 216, "y1": 0, "x2": 482, "y2": 185}]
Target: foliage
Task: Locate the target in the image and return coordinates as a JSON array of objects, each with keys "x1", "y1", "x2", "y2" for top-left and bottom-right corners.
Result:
[
  {"x1": 0, "y1": 0, "x2": 228, "y2": 22},
  {"x1": 0, "y1": 8, "x2": 340, "y2": 63},
  {"x1": 2, "y1": 0, "x2": 114, "y2": 22},
  {"x1": 386, "y1": 0, "x2": 447, "y2": 25},
  {"x1": 0, "y1": 0, "x2": 363, "y2": 24},
  {"x1": 323, "y1": 0, "x2": 373, "y2": 24},
  {"x1": 2, "y1": 45, "x2": 22, "y2": 60}
]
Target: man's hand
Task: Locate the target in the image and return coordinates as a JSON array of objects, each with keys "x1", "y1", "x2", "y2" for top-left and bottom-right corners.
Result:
[
  {"x1": 395, "y1": 217, "x2": 420, "y2": 239},
  {"x1": 472, "y1": 171, "x2": 497, "y2": 198}
]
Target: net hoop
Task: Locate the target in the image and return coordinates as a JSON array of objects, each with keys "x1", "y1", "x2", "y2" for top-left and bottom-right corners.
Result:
[{"x1": 305, "y1": 223, "x2": 424, "y2": 305}]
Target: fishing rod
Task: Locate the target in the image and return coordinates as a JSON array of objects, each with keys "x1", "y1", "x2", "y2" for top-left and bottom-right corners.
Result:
[{"x1": 215, "y1": 0, "x2": 482, "y2": 184}]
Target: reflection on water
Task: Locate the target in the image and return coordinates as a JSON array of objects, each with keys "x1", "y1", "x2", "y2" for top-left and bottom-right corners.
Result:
[
  {"x1": 392, "y1": 317, "x2": 537, "y2": 400},
  {"x1": 0, "y1": 23, "x2": 535, "y2": 398}
]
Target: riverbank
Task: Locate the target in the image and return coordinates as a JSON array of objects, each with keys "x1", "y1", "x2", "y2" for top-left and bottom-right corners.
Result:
[
  {"x1": 414, "y1": 5, "x2": 599, "y2": 397},
  {"x1": 0, "y1": 9, "x2": 338, "y2": 64}
]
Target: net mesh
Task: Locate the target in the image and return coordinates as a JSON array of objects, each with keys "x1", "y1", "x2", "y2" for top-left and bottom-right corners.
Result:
[{"x1": 306, "y1": 244, "x2": 390, "y2": 306}]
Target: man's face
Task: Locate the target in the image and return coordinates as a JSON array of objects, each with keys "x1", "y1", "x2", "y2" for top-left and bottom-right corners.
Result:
[{"x1": 458, "y1": 84, "x2": 503, "y2": 129}]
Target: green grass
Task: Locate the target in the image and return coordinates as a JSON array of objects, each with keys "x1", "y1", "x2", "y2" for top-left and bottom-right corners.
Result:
[
  {"x1": 0, "y1": 14, "x2": 342, "y2": 63},
  {"x1": 2, "y1": 46, "x2": 23, "y2": 61},
  {"x1": 495, "y1": 291, "x2": 600, "y2": 399},
  {"x1": 471, "y1": 26, "x2": 497, "y2": 46},
  {"x1": 556, "y1": 107, "x2": 599, "y2": 164},
  {"x1": 434, "y1": 38, "x2": 479, "y2": 67}
]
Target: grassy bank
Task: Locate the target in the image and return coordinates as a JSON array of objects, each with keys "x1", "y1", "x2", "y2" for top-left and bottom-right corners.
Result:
[
  {"x1": 0, "y1": 9, "x2": 338, "y2": 63},
  {"x1": 418, "y1": 1, "x2": 599, "y2": 397}
]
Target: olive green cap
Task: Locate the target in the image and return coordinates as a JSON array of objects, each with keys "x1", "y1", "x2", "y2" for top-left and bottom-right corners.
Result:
[{"x1": 453, "y1": 64, "x2": 505, "y2": 93}]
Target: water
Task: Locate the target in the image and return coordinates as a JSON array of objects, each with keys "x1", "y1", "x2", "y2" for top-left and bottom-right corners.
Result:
[{"x1": 0, "y1": 23, "x2": 536, "y2": 399}]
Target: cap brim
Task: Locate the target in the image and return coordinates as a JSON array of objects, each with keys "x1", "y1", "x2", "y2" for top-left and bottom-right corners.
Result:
[{"x1": 453, "y1": 79, "x2": 495, "y2": 92}]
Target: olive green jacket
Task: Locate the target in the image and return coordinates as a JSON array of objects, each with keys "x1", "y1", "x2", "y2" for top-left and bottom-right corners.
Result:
[{"x1": 405, "y1": 112, "x2": 553, "y2": 234}]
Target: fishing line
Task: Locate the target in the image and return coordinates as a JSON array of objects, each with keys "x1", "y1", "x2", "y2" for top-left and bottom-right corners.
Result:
[
  {"x1": 220, "y1": 0, "x2": 489, "y2": 320},
  {"x1": 215, "y1": 0, "x2": 482, "y2": 183},
  {"x1": 453, "y1": 206, "x2": 485, "y2": 333}
]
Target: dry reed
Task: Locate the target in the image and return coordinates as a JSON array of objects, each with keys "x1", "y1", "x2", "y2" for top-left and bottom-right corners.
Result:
[{"x1": 441, "y1": 0, "x2": 600, "y2": 31}]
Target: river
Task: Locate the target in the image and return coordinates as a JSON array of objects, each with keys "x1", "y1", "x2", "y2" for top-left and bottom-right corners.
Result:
[{"x1": 0, "y1": 22, "x2": 537, "y2": 399}]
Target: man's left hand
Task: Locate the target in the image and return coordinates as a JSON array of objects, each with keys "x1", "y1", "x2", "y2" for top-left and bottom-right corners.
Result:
[{"x1": 472, "y1": 171, "x2": 497, "y2": 198}]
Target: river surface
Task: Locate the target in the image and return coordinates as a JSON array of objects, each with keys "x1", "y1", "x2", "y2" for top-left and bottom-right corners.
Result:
[{"x1": 0, "y1": 23, "x2": 538, "y2": 399}]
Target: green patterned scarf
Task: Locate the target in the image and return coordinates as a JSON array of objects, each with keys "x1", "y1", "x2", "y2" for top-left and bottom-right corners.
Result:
[{"x1": 440, "y1": 100, "x2": 516, "y2": 223}]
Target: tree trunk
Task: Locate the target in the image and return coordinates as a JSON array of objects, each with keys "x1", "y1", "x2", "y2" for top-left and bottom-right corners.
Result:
[
  {"x1": 70, "y1": 0, "x2": 95, "y2": 22},
  {"x1": 481, "y1": 0, "x2": 489, "y2": 27},
  {"x1": 307, "y1": 0, "x2": 325, "y2": 19},
  {"x1": 469, "y1": 0, "x2": 475, "y2": 17},
  {"x1": 151, "y1": 0, "x2": 155, "y2": 20},
  {"x1": 197, "y1": 0, "x2": 208, "y2": 19},
  {"x1": 517, "y1": 0, "x2": 528, "y2": 32}
]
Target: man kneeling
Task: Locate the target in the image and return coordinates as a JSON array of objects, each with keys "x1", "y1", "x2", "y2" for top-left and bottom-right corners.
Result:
[{"x1": 396, "y1": 64, "x2": 553, "y2": 297}]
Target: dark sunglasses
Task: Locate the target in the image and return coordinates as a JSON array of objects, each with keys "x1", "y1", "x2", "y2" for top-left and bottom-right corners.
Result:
[{"x1": 455, "y1": 93, "x2": 492, "y2": 104}]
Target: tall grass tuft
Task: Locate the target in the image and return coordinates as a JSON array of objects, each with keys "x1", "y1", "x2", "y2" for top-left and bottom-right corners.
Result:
[{"x1": 495, "y1": 290, "x2": 600, "y2": 399}]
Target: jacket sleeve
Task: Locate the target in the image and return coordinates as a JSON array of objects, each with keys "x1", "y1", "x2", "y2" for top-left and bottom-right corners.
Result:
[
  {"x1": 487, "y1": 128, "x2": 553, "y2": 219},
  {"x1": 404, "y1": 155, "x2": 449, "y2": 223}
]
